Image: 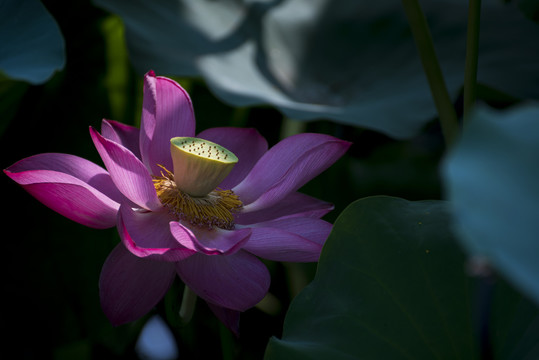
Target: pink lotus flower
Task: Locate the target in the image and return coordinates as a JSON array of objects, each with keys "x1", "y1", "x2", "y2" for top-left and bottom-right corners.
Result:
[{"x1": 4, "y1": 71, "x2": 350, "y2": 332}]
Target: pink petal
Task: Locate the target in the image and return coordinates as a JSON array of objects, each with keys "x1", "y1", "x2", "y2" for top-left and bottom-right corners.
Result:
[
  {"x1": 170, "y1": 223, "x2": 251, "y2": 255},
  {"x1": 6, "y1": 171, "x2": 118, "y2": 229},
  {"x1": 101, "y1": 119, "x2": 141, "y2": 159},
  {"x1": 99, "y1": 244, "x2": 176, "y2": 326},
  {"x1": 197, "y1": 127, "x2": 268, "y2": 189},
  {"x1": 236, "y1": 191, "x2": 334, "y2": 225},
  {"x1": 176, "y1": 250, "x2": 270, "y2": 311},
  {"x1": 233, "y1": 133, "x2": 351, "y2": 211},
  {"x1": 242, "y1": 217, "x2": 331, "y2": 262},
  {"x1": 6, "y1": 153, "x2": 123, "y2": 201},
  {"x1": 5, "y1": 153, "x2": 121, "y2": 228},
  {"x1": 140, "y1": 71, "x2": 196, "y2": 175},
  {"x1": 119, "y1": 204, "x2": 195, "y2": 262},
  {"x1": 206, "y1": 302, "x2": 241, "y2": 336},
  {"x1": 91, "y1": 127, "x2": 162, "y2": 211},
  {"x1": 252, "y1": 217, "x2": 332, "y2": 245}
]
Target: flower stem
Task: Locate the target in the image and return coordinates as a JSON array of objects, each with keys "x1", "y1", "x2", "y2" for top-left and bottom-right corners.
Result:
[
  {"x1": 463, "y1": 0, "x2": 482, "y2": 119},
  {"x1": 280, "y1": 117, "x2": 307, "y2": 140},
  {"x1": 179, "y1": 285, "x2": 197, "y2": 324},
  {"x1": 401, "y1": 0, "x2": 459, "y2": 146},
  {"x1": 219, "y1": 323, "x2": 236, "y2": 360},
  {"x1": 230, "y1": 107, "x2": 250, "y2": 128}
]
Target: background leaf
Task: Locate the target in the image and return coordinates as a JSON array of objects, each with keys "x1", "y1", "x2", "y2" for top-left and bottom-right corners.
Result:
[
  {"x1": 443, "y1": 103, "x2": 539, "y2": 307},
  {"x1": 0, "y1": 0, "x2": 65, "y2": 84},
  {"x1": 94, "y1": 0, "x2": 539, "y2": 138}
]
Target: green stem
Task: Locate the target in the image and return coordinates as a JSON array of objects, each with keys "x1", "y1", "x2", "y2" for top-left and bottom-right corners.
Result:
[
  {"x1": 179, "y1": 285, "x2": 197, "y2": 324},
  {"x1": 401, "y1": 0, "x2": 460, "y2": 146},
  {"x1": 230, "y1": 107, "x2": 250, "y2": 128},
  {"x1": 280, "y1": 117, "x2": 307, "y2": 140},
  {"x1": 463, "y1": 0, "x2": 482, "y2": 119},
  {"x1": 219, "y1": 323, "x2": 236, "y2": 360}
]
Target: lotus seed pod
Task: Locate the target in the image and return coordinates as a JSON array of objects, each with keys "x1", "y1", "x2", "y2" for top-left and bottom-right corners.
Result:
[{"x1": 170, "y1": 137, "x2": 238, "y2": 197}]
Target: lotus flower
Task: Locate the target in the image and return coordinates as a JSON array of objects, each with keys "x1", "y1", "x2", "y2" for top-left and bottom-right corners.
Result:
[{"x1": 4, "y1": 71, "x2": 350, "y2": 332}]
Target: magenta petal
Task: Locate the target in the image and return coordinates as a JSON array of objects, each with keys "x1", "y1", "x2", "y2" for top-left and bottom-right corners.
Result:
[
  {"x1": 233, "y1": 133, "x2": 351, "y2": 210},
  {"x1": 251, "y1": 217, "x2": 332, "y2": 245},
  {"x1": 206, "y1": 302, "x2": 241, "y2": 336},
  {"x1": 101, "y1": 119, "x2": 141, "y2": 159},
  {"x1": 6, "y1": 153, "x2": 123, "y2": 201},
  {"x1": 91, "y1": 127, "x2": 162, "y2": 211},
  {"x1": 6, "y1": 171, "x2": 118, "y2": 229},
  {"x1": 140, "y1": 71, "x2": 196, "y2": 175},
  {"x1": 242, "y1": 218, "x2": 331, "y2": 262},
  {"x1": 99, "y1": 244, "x2": 176, "y2": 326},
  {"x1": 236, "y1": 191, "x2": 334, "y2": 225},
  {"x1": 192, "y1": 227, "x2": 251, "y2": 255},
  {"x1": 197, "y1": 127, "x2": 268, "y2": 189},
  {"x1": 5, "y1": 153, "x2": 121, "y2": 228},
  {"x1": 168, "y1": 222, "x2": 198, "y2": 253},
  {"x1": 119, "y1": 204, "x2": 195, "y2": 262},
  {"x1": 170, "y1": 224, "x2": 251, "y2": 255},
  {"x1": 176, "y1": 251, "x2": 270, "y2": 311}
]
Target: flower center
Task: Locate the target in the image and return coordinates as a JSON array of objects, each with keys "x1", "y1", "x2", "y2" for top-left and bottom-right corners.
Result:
[
  {"x1": 152, "y1": 137, "x2": 242, "y2": 230},
  {"x1": 170, "y1": 137, "x2": 238, "y2": 197}
]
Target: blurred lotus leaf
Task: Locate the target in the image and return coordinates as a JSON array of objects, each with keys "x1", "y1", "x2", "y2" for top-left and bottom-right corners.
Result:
[
  {"x1": 94, "y1": 0, "x2": 539, "y2": 138},
  {"x1": 444, "y1": 103, "x2": 539, "y2": 306},
  {"x1": 0, "y1": 0, "x2": 65, "y2": 84}
]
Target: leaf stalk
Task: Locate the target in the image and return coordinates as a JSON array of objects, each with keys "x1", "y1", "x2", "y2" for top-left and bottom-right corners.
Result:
[{"x1": 401, "y1": 0, "x2": 460, "y2": 146}]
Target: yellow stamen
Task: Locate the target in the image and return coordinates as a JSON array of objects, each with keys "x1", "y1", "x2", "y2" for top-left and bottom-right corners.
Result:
[{"x1": 153, "y1": 165, "x2": 242, "y2": 230}]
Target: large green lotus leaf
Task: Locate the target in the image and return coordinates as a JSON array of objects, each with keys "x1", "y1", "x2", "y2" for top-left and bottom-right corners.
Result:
[
  {"x1": 93, "y1": 0, "x2": 539, "y2": 138},
  {"x1": 264, "y1": 196, "x2": 539, "y2": 359},
  {"x1": 443, "y1": 103, "x2": 539, "y2": 306},
  {"x1": 265, "y1": 196, "x2": 478, "y2": 359},
  {"x1": 0, "y1": 0, "x2": 65, "y2": 84}
]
